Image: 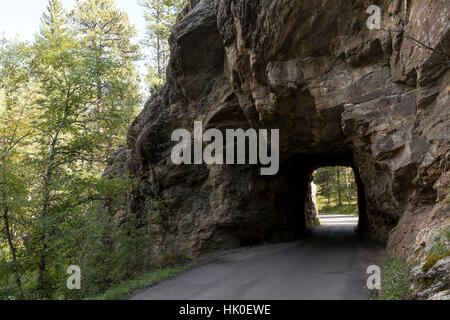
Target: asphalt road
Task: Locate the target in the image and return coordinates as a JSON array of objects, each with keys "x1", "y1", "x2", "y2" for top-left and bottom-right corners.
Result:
[{"x1": 131, "y1": 215, "x2": 383, "y2": 300}]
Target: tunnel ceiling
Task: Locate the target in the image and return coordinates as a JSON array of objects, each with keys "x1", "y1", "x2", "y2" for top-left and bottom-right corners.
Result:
[{"x1": 105, "y1": 0, "x2": 450, "y2": 260}]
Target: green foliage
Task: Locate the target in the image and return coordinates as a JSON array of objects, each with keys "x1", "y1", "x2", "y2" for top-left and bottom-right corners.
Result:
[
  {"x1": 380, "y1": 229, "x2": 449, "y2": 301},
  {"x1": 145, "y1": 65, "x2": 165, "y2": 94},
  {"x1": 0, "y1": 37, "x2": 36, "y2": 300},
  {"x1": 428, "y1": 227, "x2": 450, "y2": 256},
  {"x1": 38, "y1": 0, "x2": 68, "y2": 40},
  {"x1": 29, "y1": 1, "x2": 112, "y2": 298},
  {"x1": 381, "y1": 257, "x2": 412, "y2": 300},
  {"x1": 72, "y1": 0, "x2": 141, "y2": 160},
  {"x1": 140, "y1": 0, "x2": 187, "y2": 93},
  {"x1": 51, "y1": 187, "x2": 166, "y2": 300},
  {"x1": 0, "y1": 0, "x2": 183, "y2": 300}
]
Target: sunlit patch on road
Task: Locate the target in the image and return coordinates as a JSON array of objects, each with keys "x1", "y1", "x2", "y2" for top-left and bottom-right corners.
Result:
[{"x1": 319, "y1": 214, "x2": 358, "y2": 226}]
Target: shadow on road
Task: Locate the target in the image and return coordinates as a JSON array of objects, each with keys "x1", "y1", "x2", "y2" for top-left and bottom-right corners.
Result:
[{"x1": 130, "y1": 214, "x2": 385, "y2": 300}]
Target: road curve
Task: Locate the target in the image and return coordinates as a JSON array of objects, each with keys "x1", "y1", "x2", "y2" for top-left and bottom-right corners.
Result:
[{"x1": 130, "y1": 215, "x2": 383, "y2": 300}]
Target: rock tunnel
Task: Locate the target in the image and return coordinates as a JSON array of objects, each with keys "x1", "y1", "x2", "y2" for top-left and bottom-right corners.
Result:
[
  {"x1": 106, "y1": 0, "x2": 450, "y2": 261},
  {"x1": 280, "y1": 154, "x2": 370, "y2": 240}
]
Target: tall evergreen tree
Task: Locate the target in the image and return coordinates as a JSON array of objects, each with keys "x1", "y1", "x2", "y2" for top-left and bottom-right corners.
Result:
[
  {"x1": 38, "y1": 0, "x2": 67, "y2": 40},
  {"x1": 141, "y1": 0, "x2": 187, "y2": 93},
  {"x1": 314, "y1": 167, "x2": 334, "y2": 206},
  {"x1": 72, "y1": 0, "x2": 141, "y2": 162}
]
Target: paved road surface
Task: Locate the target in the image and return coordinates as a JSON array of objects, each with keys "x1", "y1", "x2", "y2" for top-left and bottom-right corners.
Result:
[{"x1": 131, "y1": 215, "x2": 382, "y2": 300}]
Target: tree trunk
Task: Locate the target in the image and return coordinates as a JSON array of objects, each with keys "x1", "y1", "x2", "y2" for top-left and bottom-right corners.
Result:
[
  {"x1": 2, "y1": 207, "x2": 26, "y2": 300},
  {"x1": 336, "y1": 167, "x2": 342, "y2": 206},
  {"x1": 37, "y1": 150, "x2": 55, "y2": 299},
  {"x1": 1, "y1": 159, "x2": 25, "y2": 299},
  {"x1": 345, "y1": 169, "x2": 351, "y2": 205},
  {"x1": 36, "y1": 106, "x2": 67, "y2": 299},
  {"x1": 37, "y1": 170, "x2": 52, "y2": 299}
]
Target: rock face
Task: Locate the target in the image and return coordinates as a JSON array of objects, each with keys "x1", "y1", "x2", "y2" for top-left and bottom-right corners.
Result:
[
  {"x1": 108, "y1": 0, "x2": 450, "y2": 261},
  {"x1": 410, "y1": 256, "x2": 450, "y2": 300}
]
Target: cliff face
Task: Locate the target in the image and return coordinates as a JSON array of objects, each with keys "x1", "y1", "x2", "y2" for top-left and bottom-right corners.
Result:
[{"x1": 107, "y1": 0, "x2": 449, "y2": 260}]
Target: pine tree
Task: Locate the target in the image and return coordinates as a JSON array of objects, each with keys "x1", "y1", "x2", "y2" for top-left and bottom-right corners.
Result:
[
  {"x1": 314, "y1": 167, "x2": 334, "y2": 206},
  {"x1": 141, "y1": 0, "x2": 187, "y2": 93},
  {"x1": 72, "y1": 0, "x2": 141, "y2": 162},
  {"x1": 38, "y1": 0, "x2": 67, "y2": 40}
]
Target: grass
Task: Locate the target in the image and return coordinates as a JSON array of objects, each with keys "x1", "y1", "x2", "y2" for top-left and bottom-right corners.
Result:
[
  {"x1": 86, "y1": 264, "x2": 194, "y2": 300},
  {"x1": 381, "y1": 228, "x2": 450, "y2": 300},
  {"x1": 316, "y1": 195, "x2": 359, "y2": 215},
  {"x1": 318, "y1": 203, "x2": 359, "y2": 216},
  {"x1": 428, "y1": 227, "x2": 450, "y2": 255},
  {"x1": 381, "y1": 257, "x2": 412, "y2": 300}
]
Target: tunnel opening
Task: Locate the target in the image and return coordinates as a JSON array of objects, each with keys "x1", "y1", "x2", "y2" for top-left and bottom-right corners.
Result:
[
  {"x1": 267, "y1": 153, "x2": 370, "y2": 245},
  {"x1": 312, "y1": 166, "x2": 360, "y2": 228}
]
